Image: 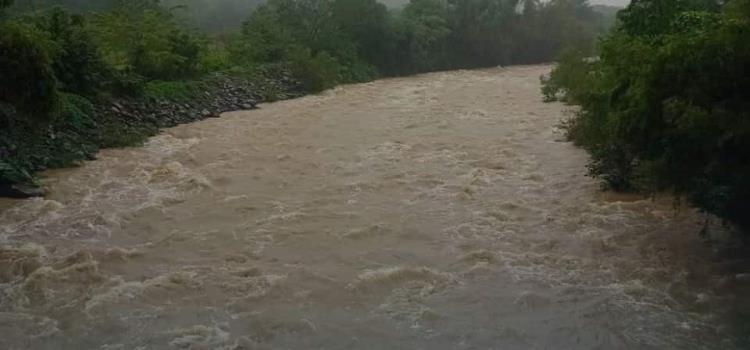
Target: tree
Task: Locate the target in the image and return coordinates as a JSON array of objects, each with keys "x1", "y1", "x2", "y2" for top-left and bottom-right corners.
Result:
[
  {"x1": 394, "y1": 0, "x2": 451, "y2": 72},
  {"x1": 0, "y1": 22, "x2": 60, "y2": 121},
  {"x1": 89, "y1": 1, "x2": 203, "y2": 80},
  {"x1": 332, "y1": 0, "x2": 391, "y2": 68},
  {"x1": 33, "y1": 8, "x2": 108, "y2": 96},
  {"x1": 617, "y1": 0, "x2": 720, "y2": 36},
  {"x1": 232, "y1": 4, "x2": 296, "y2": 64}
]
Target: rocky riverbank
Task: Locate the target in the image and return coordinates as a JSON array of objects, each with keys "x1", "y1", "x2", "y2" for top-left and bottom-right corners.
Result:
[
  {"x1": 105, "y1": 71, "x2": 303, "y2": 129},
  {"x1": 0, "y1": 69, "x2": 302, "y2": 198}
]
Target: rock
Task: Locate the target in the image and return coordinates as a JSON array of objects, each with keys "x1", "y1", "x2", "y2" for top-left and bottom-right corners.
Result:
[
  {"x1": 736, "y1": 273, "x2": 750, "y2": 283},
  {"x1": 0, "y1": 184, "x2": 45, "y2": 199},
  {"x1": 201, "y1": 109, "x2": 212, "y2": 117},
  {"x1": 240, "y1": 103, "x2": 256, "y2": 110}
]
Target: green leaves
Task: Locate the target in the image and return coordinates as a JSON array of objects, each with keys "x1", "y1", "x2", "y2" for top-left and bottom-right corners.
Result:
[
  {"x1": 230, "y1": 0, "x2": 382, "y2": 90},
  {"x1": 89, "y1": 6, "x2": 203, "y2": 80},
  {"x1": 0, "y1": 160, "x2": 34, "y2": 185},
  {"x1": 0, "y1": 21, "x2": 60, "y2": 122},
  {"x1": 545, "y1": 0, "x2": 750, "y2": 228}
]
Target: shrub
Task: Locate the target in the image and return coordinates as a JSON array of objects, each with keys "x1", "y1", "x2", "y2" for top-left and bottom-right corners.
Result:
[
  {"x1": 541, "y1": 49, "x2": 594, "y2": 103},
  {"x1": 104, "y1": 70, "x2": 146, "y2": 97},
  {"x1": 199, "y1": 41, "x2": 231, "y2": 72},
  {"x1": 143, "y1": 80, "x2": 200, "y2": 102},
  {"x1": 288, "y1": 48, "x2": 342, "y2": 93}
]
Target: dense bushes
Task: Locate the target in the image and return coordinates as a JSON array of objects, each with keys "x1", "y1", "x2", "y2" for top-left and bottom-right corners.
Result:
[{"x1": 543, "y1": 0, "x2": 750, "y2": 228}]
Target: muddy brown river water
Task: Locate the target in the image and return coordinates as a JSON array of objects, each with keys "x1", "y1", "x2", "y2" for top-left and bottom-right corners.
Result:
[{"x1": 0, "y1": 66, "x2": 746, "y2": 349}]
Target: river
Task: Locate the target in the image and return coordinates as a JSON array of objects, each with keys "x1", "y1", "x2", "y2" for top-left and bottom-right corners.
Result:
[{"x1": 0, "y1": 65, "x2": 745, "y2": 349}]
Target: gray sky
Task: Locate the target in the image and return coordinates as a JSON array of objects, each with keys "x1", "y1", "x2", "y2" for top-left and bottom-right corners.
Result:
[
  {"x1": 379, "y1": 0, "x2": 631, "y2": 8},
  {"x1": 591, "y1": 0, "x2": 629, "y2": 6}
]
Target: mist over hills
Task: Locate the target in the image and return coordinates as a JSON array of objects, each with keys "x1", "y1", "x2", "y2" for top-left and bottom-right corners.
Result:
[
  {"x1": 379, "y1": 0, "x2": 629, "y2": 8},
  {"x1": 7, "y1": 0, "x2": 627, "y2": 32},
  {"x1": 590, "y1": 0, "x2": 628, "y2": 5}
]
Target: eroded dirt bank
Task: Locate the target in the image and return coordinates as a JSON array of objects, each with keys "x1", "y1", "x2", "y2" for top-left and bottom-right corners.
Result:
[{"x1": 0, "y1": 66, "x2": 745, "y2": 349}]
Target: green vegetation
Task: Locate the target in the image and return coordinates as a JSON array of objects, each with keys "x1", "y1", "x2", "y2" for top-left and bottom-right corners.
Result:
[
  {"x1": 543, "y1": 0, "x2": 750, "y2": 228},
  {"x1": 1, "y1": 0, "x2": 610, "y2": 191},
  {"x1": 0, "y1": 1, "x2": 203, "y2": 188}
]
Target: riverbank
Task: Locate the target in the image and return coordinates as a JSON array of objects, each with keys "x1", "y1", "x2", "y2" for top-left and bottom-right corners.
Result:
[{"x1": 0, "y1": 67, "x2": 303, "y2": 198}]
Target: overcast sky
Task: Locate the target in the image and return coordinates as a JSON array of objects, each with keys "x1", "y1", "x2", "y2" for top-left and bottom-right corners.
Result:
[
  {"x1": 379, "y1": 0, "x2": 631, "y2": 9},
  {"x1": 591, "y1": 0, "x2": 629, "y2": 6}
]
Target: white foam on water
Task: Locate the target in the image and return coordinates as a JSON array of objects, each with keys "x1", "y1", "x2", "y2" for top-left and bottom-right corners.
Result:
[
  {"x1": 348, "y1": 266, "x2": 456, "y2": 293},
  {"x1": 168, "y1": 324, "x2": 231, "y2": 349},
  {"x1": 0, "y1": 65, "x2": 743, "y2": 349},
  {"x1": 84, "y1": 271, "x2": 198, "y2": 309}
]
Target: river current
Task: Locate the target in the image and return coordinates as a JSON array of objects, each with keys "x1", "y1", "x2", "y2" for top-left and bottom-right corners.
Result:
[{"x1": 0, "y1": 66, "x2": 746, "y2": 349}]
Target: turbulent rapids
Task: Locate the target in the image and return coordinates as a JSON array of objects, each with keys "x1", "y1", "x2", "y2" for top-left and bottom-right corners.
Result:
[{"x1": 0, "y1": 66, "x2": 744, "y2": 349}]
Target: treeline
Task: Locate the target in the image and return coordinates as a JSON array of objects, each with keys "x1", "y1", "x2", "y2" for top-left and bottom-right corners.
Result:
[
  {"x1": 543, "y1": 0, "x2": 750, "y2": 228},
  {"x1": 0, "y1": 0, "x2": 609, "y2": 189},
  {"x1": 241, "y1": 0, "x2": 613, "y2": 77},
  {"x1": 3, "y1": 0, "x2": 615, "y2": 80},
  {"x1": 7, "y1": 0, "x2": 265, "y2": 32}
]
